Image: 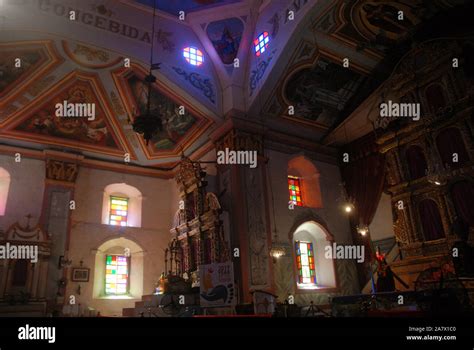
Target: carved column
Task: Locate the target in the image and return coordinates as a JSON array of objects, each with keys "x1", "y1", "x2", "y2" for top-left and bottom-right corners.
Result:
[
  {"x1": 40, "y1": 151, "x2": 82, "y2": 304},
  {"x1": 210, "y1": 116, "x2": 274, "y2": 303}
]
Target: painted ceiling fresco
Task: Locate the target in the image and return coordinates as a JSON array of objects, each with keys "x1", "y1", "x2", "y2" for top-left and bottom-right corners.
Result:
[
  {"x1": 113, "y1": 67, "x2": 212, "y2": 159},
  {"x1": 206, "y1": 17, "x2": 244, "y2": 65},
  {"x1": 129, "y1": 74, "x2": 197, "y2": 150},
  {"x1": 0, "y1": 41, "x2": 62, "y2": 112},
  {"x1": 283, "y1": 57, "x2": 366, "y2": 129},
  {"x1": 0, "y1": 50, "x2": 41, "y2": 98},
  {"x1": 3, "y1": 72, "x2": 131, "y2": 157},
  {"x1": 314, "y1": 0, "x2": 471, "y2": 53},
  {"x1": 135, "y1": 0, "x2": 241, "y2": 16}
]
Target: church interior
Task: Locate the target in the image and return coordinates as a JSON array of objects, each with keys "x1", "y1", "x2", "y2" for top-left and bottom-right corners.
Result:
[{"x1": 0, "y1": 0, "x2": 473, "y2": 319}]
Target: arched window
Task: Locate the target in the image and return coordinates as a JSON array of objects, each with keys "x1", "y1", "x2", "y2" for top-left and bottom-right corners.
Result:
[
  {"x1": 93, "y1": 237, "x2": 144, "y2": 299},
  {"x1": 0, "y1": 167, "x2": 11, "y2": 216},
  {"x1": 436, "y1": 127, "x2": 469, "y2": 169},
  {"x1": 105, "y1": 255, "x2": 129, "y2": 295},
  {"x1": 418, "y1": 199, "x2": 445, "y2": 241},
  {"x1": 425, "y1": 83, "x2": 447, "y2": 114},
  {"x1": 102, "y1": 183, "x2": 142, "y2": 228},
  {"x1": 292, "y1": 221, "x2": 336, "y2": 290},
  {"x1": 405, "y1": 145, "x2": 428, "y2": 180},
  {"x1": 288, "y1": 156, "x2": 323, "y2": 208}
]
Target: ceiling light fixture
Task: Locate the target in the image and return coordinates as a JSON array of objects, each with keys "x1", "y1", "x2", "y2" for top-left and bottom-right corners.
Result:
[{"x1": 131, "y1": 0, "x2": 163, "y2": 146}]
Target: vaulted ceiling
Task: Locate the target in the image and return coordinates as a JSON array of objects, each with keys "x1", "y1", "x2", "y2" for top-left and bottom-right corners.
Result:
[{"x1": 0, "y1": 0, "x2": 471, "y2": 167}]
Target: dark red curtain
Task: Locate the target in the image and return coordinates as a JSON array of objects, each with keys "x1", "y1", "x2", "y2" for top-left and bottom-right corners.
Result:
[
  {"x1": 451, "y1": 181, "x2": 474, "y2": 226},
  {"x1": 436, "y1": 128, "x2": 469, "y2": 168},
  {"x1": 341, "y1": 133, "x2": 386, "y2": 227},
  {"x1": 406, "y1": 145, "x2": 428, "y2": 180},
  {"x1": 341, "y1": 133, "x2": 386, "y2": 288},
  {"x1": 419, "y1": 199, "x2": 445, "y2": 241}
]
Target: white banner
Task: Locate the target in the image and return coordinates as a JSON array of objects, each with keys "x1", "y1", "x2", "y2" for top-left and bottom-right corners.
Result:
[{"x1": 199, "y1": 262, "x2": 236, "y2": 307}]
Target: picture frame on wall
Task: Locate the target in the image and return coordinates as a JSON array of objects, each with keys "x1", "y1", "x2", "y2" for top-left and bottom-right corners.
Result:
[{"x1": 71, "y1": 268, "x2": 90, "y2": 282}]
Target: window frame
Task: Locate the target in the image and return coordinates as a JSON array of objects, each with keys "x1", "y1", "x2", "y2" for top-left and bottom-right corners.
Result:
[
  {"x1": 254, "y1": 31, "x2": 270, "y2": 57},
  {"x1": 183, "y1": 46, "x2": 204, "y2": 66},
  {"x1": 109, "y1": 196, "x2": 129, "y2": 227},
  {"x1": 288, "y1": 175, "x2": 303, "y2": 207},
  {"x1": 295, "y1": 240, "x2": 316, "y2": 286},
  {"x1": 105, "y1": 254, "x2": 130, "y2": 296}
]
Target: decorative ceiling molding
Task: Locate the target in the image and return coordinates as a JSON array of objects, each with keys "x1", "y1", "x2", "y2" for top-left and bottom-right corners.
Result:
[
  {"x1": 263, "y1": 38, "x2": 369, "y2": 132},
  {"x1": 62, "y1": 41, "x2": 123, "y2": 69},
  {"x1": 0, "y1": 40, "x2": 63, "y2": 122},
  {"x1": 112, "y1": 63, "x2": 214, "y2": 160},
  {"x1": 0, "y1": 144, "x2": 174, "y2": 179},
  {"x1": 1, "y1": 70, "x2": 136, "y2": 160}
]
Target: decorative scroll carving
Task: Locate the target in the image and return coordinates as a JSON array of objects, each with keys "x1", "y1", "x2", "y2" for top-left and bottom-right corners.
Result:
[
  {"x1": 45, "y1": 159, "x2": 79, "y2": 183},
  {"x1": 215, "y1": 129, "x2": 264, "y2": 155},
  {"x1": 205, "y1": 192, "x2": 221, "y2": 211},
  {"x1": 245, "y1": 168, "x2": 269, "y2": 287},
  {"x1": 392, "y1": 206, "x2": 409, "y2": 245},
  {"x1": 172, "y1": 67, "x2": 216, "y2": 104},
  {"x1": 166, "y1": 157, "x2": 230, "y2": 285}
]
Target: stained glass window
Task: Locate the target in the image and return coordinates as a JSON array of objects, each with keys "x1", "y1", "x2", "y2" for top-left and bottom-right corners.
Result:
[
  {"x1": 105, "y1": 255, "x2": 129, "y2": 295},
  {"x1": 183, "y1": 46, "x2": 204, "y2": 66},
  {"x1": 288, "y1": 176, "x2": 303, "y2": 207},
  {"x1": 254, "y1": 31, "x2": 270, "y2": 57},
  {"x1": 109, "y1": 196, "x2": 128, "y2": 226},
  {"x1": 295, "y1": 241, "x2": 316, "y2": 285}
]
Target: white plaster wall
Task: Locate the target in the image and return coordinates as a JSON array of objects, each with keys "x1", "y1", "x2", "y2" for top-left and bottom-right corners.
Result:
[
  {"x1": 73, "y1": 167, "x2": 172, "y2": 230},
  {"x1": 0, "y1": 155, "x2": 45, "y2": 231},
  {"x1": 67, "y1": 167, "x2": 176, "y2": 316},
  {"x1": 168, "y1": 178, "x2": 181, "y2": 227},
  {"x1": 265, "y1": 149, "x2": 359, "y2": 303},
  {"x1": 266, "y1": 150, "x2": 353, "y2": 245},
  {"x1": 369, "y1": 193, "x2": 395, "y2": 241}
]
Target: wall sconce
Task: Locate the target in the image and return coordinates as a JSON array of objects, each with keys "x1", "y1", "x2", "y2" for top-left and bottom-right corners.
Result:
[
  {"x1": 58, "y1": 255, "x2": 72, "y2": 269},
  {"x1": 357, "y1": 225, "x2": 369, "y2": 237}
]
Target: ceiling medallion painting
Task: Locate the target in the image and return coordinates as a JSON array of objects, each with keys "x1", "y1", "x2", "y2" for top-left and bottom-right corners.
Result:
[
  {"x1": 0, "y1": 41, "x2": 63, "y2": 114},
  {"x1": 2, "y1": 71, "x2": 133, "y2": 158},
  {"x1": 206, "y1": 17, "x2": 244, "y2": 65},
  {"x1": 282, "y1": 56, "x2": 366, "y2": 129},
  {"x1": 112, "y1": 65, "x2": 213, "y2": 159}
]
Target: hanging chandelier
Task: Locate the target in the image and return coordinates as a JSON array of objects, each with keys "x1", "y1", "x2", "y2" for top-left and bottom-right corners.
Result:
[
  {"x1": 269, "y1": 230, "x2": 287, "y2": 261},
  {"x1": 131, "y1": 0, "x2": 163, "y2": 145}
]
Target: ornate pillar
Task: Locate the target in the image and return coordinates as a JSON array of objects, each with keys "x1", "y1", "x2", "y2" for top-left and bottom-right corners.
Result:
[
  {"x1": 210, "y1": 116, "x2": 274, "y2": 303},
  {"x1": 38, "y1": 257, "x2": 49, "y2": 299},
  {"x1": 40, "y1": 151, "x2": 82, "y2": 304}
]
